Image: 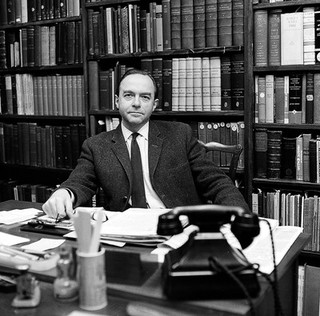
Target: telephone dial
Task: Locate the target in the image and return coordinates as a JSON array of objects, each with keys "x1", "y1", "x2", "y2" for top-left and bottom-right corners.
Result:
[{"x1": 157, "y1": 204, "x2": 261, "y2": 299}]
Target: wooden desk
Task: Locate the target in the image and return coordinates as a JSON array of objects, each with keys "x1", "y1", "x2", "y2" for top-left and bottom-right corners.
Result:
[{"x1": 0, "y1": 200, "x2": 309, "y2": 316}]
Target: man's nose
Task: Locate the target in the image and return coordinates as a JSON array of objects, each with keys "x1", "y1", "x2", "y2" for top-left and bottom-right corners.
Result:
[{"x1": 132, "y1": 95, "x2": 141, "y2": 107}]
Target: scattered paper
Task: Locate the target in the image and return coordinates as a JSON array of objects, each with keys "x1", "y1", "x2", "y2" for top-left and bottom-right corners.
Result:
[
  {"x1": 0, "y1": 208, "x2": 42, "y2": 225},
  {"x1": 0, "y1": 232, "x2": 30, "y2": 246},
  {"x1": 21, "y1": 238, "x2": 65, "y2": 251}
]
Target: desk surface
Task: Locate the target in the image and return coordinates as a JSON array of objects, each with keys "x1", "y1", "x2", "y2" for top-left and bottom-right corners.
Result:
[{"x1": 0, "y1": 200, "x2": 309, "y2": 316}]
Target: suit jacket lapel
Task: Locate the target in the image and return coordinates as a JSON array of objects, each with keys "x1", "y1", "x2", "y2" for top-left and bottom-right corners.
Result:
[
  {"x1": 148, "y1": 121, "x2": 163, "y2": 177},
  {"x1": 110, "y1": 126, "x2": 132, "y2": 180}
]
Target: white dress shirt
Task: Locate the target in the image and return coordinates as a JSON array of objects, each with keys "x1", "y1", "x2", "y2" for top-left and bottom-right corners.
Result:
[{"x1": 121, "y1": 122, "x2": 166, "y2": 209}]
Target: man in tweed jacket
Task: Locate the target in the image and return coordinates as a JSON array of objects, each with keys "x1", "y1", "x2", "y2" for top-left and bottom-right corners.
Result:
[{"x1": 43, "y1": 69, "x2": 249, "y2": 219}]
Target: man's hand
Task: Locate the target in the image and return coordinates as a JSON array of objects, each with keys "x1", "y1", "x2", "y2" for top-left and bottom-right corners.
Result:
[{"x1": 42, "y1": 189, "x2": 74, "y2": 219}]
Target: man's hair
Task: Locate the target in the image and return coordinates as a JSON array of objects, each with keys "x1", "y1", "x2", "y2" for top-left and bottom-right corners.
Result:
[{"x1": 116, "y1": 68, "x2": 158, "y2": 99}]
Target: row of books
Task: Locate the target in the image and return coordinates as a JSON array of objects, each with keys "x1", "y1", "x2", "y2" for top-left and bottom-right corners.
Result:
[
  {"x1": 198, "y1": 121, "x2": 245, "y2": 169},
  {"x1": 254, "y1": 7, "x2": 319, "y2": 67},
  {"x1": 89, "y1": 54, "x2": 244, "y2": 112},
  {"x1": 0, "y1": 122, "x2": 86, "y2": 169},
  {"x1": 0, "y1": 0, "x2": 80, "y2": 25},
  {"x1": 0, "y1": 180, "x2": 56, "y2": 203},
  {"x1": 252, "y1": 189, "x2": 320, "y2": 252},
  {"x1": 0, "y1": 74, "x2": 85, "y2": 116},
  {"x1": 0, "y1": 21, "x2": 83, "y2": 69},
  {"x1": 87, "y1": 0, "x2": 244, "y2": 56},
  {"x1": 254, "y1": 129, "x2": 320, "y2": 183},
  {"x1": 254, "y1": 73, "x2": 320, "y2": 125}
]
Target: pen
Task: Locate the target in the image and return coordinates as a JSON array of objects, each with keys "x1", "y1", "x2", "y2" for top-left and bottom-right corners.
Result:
[{"x1": 0, "y1": 245, "x2": 39, "y2": 261}]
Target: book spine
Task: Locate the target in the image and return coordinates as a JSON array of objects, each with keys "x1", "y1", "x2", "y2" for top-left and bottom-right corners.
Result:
[
  {"x1": 185, "y1": 57, "x2": 194, "y2": 111},
  {"x1": 268, "y1": 9, "x2": 281, "y2": 66},
  {"x1": 274, "y1": 76, "x2": 285, "y2": 123},
  {"x1": 193, "y1": 57, "x2": 202, "y2": 111},
  {"x1": 194, "y1": 0, "x2": 205, "y2": 49},
  {"x1": 314, "y1": 73, "x2": 320, "y2": 124},
  {"x1": 232, "y1": 0, "x2": 244, "y2": 46},
  {"x1": 181, "y1": 0, "x2": 194, "y2": 49},
  {"x1": 220, "y1": 55, "x2": 231, "y2": 110},
  {"x1": 162, "y1": 58, "x2": 172, "y2": 111},
  {"x1": 257, "y1": 76, "x2": 266, "y2": 123},
  {"x1": 303, "y1": 133, "x2": 312, "y2": 182},
  {"x1": 162, "y1": 0, "x2": 171, "y2": 51},
  {"x1": 205, "y1": 0, "x2": 218, "y2": 47},
  {"x1": 296, "y1": 135, "x2": 303, "y2": 181},
  {"x1": 231, "y1": 52, "x2": 244, "y2": 110},
  {"x1": 265, "y1": 74, "x2": 274, "y2": 123},
  {"x1": 209, "y1": 56, "x2": 221, "y2": 111},
  {"x1": 281, "y1": 12, "x2": 304, "y2": 65},
  {"x1": 152, "y1": 57, "x2": 163, "y2": 110},
  {"x1": 217, "y1": 0, "x2": 232, "y2": 46},
  {"x1": 170, "y1": 0, "x2": 181, "y2": 50},
  {"x1": 178, "y1": 57, "x2": 187, "y2": 111},
  {"x1": 267, "y1": 130, "x2": 282, "y2": 179},
  {"x1": 254, "y1": 10, "x2": 268, "y2": 66},
  {"x1": 303, "y1": 7, "x2": 315, "y2": 65},
  {"x1": 288, "y1": 73, "x2": 303, "y2": 124},
  {"x1": 202, "y1": 57, "x2": 210, "y2": 111},
  {"x1": 254, "y1": 128, "x2": 268, "y2": 178},
  {"x1": 281, "y1": 137, "x2": 297, "y2": 179},
  {"x1": 88, "y1": 61, "x2": 99, "y2": 111},
  {"x1": 306, "y1": 72, "x2": 314, "y2": 124}
]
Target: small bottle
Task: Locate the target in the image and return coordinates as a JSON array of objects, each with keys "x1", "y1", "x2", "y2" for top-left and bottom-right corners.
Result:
[{"x1": 53, "y1": 245, "x2": 78, "y2": 302}]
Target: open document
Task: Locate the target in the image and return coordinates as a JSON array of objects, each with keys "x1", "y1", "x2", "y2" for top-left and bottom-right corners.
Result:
[
  {"x1": 64, "y1": 208, "x2": 188, "y2": 247},
  {"x1": 222, "y1": 218, "x2": 303, "y2": 275}
]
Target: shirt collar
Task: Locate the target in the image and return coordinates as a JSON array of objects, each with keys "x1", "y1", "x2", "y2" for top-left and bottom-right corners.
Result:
[{"x1": 121, "y1": 122, "x2": 149, "y2": 142}]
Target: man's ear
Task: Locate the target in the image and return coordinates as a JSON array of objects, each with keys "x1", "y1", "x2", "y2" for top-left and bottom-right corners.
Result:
[
  {"x1": 114, "y1": 95, "x2": 119, "y2": 109},
  {"x1": 153, "y1": 99, "x2": 159, "y2": 111}
]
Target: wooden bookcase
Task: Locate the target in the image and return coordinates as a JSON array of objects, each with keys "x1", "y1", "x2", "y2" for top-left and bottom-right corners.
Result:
[
  {"x1": 251, "y1": 0, "x2": 320, "y2": 258},
  {"x1": 0, "y1": 3, "x2": 86, "y2": 202}
]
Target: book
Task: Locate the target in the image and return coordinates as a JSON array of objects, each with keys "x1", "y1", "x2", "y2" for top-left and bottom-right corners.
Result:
[
  {"x1": 162, "y1": 59, "x2": 172, "y2": 111},
  {"x1": 152, "y1": 58, "x2": 163, "y2": 110},
  {"x1": 178, "y1": 57, "x2": 187, "y2": 111},
  {"x1": 181, "y1": 0, "x2": 194, "y2": 49},
  {"x1": 217, "y1": 0, "x2": 232, "y2": 46},
  {"x1": 303, "y1": 7, "x2": 315, "y2": 65},
  {"x1": 209, "y1": 56, "x2": 221, "y2": 111},
  {"x1": 88, "y1": 61, "x2": 99, "y2": 111},
  {"x1": 232, "y1": 0, "x2": 244, "y2": 46},
  {"x1": 295, "y1": 135, "x2": 303, "y2": 181},
  {"x1": 162, "y1": 0, "x2": 171, "y2": 51},
  {"x1": 220, "y1": 55, "x2": 231, "y2": 110},
  {"x1": 315, "y1": 10, "x2": 320, "y2": 64},
  {"x1": 155, "y1": 4, "x2": 163, "y2": 52},
  {"x1": 288, "y1": 73, "x2": 303, "y2": 124},
  {"x1": 313, "y1": 73, "x2": 320, "y2": 124},
  {"x1": 170, "y1": 0, "x2": 181, "y2": 50},
  {"x1": 265, "y1": 74, "x2": 274, "y2": 123},
  {"x1": 268, "y1": 9, "x2": 281, "y2": 66},
  {"x1": 254, "y1": 10, "x2": 268, "y2": 66},
  {"x1": 305, "y1": 72, "x2": 314, "y2": 124},
  {"x1": 0, "y1": 1, "x2": 8, "y2": 25},
  {"x1": 281, "y1": 137, "x2": 297, "y2": 179},
  {"x1": 193, "y1": 57, "x2": 202, "y2": 111},
  {"x1": 257, "y1": 76, "x2": 266, "y2": 123},
  {"x1": 185, "y1": 57, "x2": 194, "y2": 111},
  {"x1": 171, "y1": 58, "x2": 179, "y2": 111},
  {"x1": 274, "y1": 76, "x2": 285, "y2": 124},
  {"x1": 302, "y1": 133, "x2": 312, "y2": 182},
  {"x1": 254, "y1": 128, "x2": 267, "y2": 178},
  {"x1": 205, "y1": 0, "x2": 218, "y2": 47},
  {"x1": 281, "y1": 12, "x2": 304, "y2": 65},
  {"x1": 303, "y1": 265, "x2": 320, "y2": 315},
  {"x1": 202, "y1": 57, "x2": 210, "y2": 111},
  {"x1": 231, "y1": 53, "x2": 244, "y2": 111},
  {"x1": 267, "y1": 130, "x2": 282, "y2": 179},
  {"x1": 194, "y1": 0, "x2": 205, "y2": 48}
]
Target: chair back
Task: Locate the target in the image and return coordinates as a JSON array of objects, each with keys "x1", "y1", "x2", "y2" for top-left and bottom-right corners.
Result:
[{"x1": 198, "y1": 140, "x2": 243, "y2": 183}]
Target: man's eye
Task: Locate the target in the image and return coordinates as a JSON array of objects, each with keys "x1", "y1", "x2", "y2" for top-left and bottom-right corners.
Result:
[
  {"x1": 124, "y1": 93, "x2": 133, "y2": 99},
  {"x1": 141, "y1": 96, "x2": 150, "y2": 101}
]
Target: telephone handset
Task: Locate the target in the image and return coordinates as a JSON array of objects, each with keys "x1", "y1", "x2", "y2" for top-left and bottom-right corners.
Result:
[
  {"x1": 156, "y1": 205, "x2": 261, "y2": 299},
  {"x1": 157, "y1": 204, "x2": 260, "y2": 249}
]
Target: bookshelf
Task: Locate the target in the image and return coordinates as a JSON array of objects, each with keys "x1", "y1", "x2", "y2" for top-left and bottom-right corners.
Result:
[
  {"x1": 251, "y1": 0, "x2": 320, "y2": 257},
  {"x1": 0, "y1": 1, "x2": 86, "y2": 202},
  {"x1": 82, "y1": 0, "x2": 251, "y2": 197}
]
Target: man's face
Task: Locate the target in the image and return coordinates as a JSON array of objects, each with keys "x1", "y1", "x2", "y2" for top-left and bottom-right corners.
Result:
[{"x1": 115, "y1": 74, "x2": 158, "y2": 132}]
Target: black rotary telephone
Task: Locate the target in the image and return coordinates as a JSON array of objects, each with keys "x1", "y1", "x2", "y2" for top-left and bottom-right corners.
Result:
[{"x1": 157, "y1": 205, "x2": 261, "y2": 299}]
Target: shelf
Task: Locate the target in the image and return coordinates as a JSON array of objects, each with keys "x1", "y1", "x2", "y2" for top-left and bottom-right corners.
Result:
[
  {"x1": 253, "y1": 64, "x2": 320, "y2": 73},
  {"x1": 0, "y1": 64, "x2": 83, "y2": 75},
  {"x1": 0, "y1": 16, "x2": 81, "y2": 30},
  {"x1": 92, "y1": 46, "x2": 244, "y2": 60},
  {"x1": 0, "y1": 115, "x2": 85, "y2": 123},
  {"x1": 89, "y1": 110, "x2": 245, "y2": 118},
  {"x1": 253, "y1": 178, "x2": 320, "y2": 190},
  {"x1": 253, "y1": 0, "x2": 320, "y2": 10},
  {"x1": 254, "y1": 123, "x2": 320, "y2": 130}
]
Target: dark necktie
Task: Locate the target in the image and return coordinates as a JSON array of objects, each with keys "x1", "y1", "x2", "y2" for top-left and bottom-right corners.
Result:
[{"x1": 131, "y1": 133, "x2": 147, "y2": 208}]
